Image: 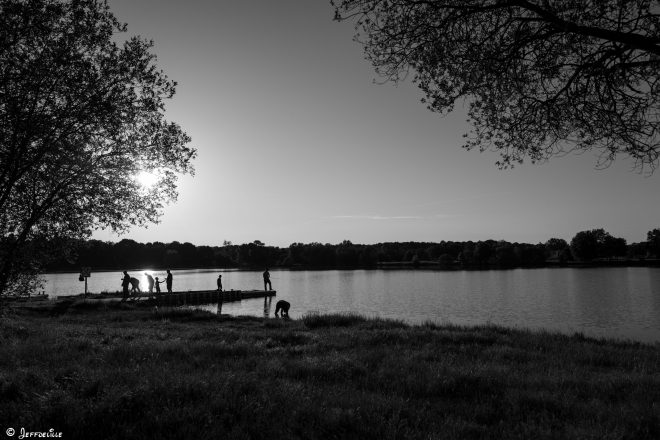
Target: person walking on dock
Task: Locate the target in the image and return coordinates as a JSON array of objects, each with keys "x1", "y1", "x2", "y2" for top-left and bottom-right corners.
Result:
[
  {"x1": 217, "y1": 274, "x2": 223, "y2": 292},
  {"x1": 145, "y1": 273, "x2": 155, "y2": 294},
  {"x1": 263, "y1": 268, "x2": 272, "y2": 291},
  {"x1": 166, "y1": 269, "x2": 173, "y2": 293},
  {"x1": 121, "y1": 271, "x2": 131, "y2": 301}
]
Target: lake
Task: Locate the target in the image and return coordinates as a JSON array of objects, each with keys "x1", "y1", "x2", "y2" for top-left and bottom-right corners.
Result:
[{"x1": 44, "y1": 267, "x2": 660, "y2": 343}]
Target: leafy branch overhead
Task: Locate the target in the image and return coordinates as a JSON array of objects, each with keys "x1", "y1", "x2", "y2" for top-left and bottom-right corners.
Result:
[
  {"x1": 333, "y1": 0, "x2": 660, "y2": 170},
  {"x1": 0, "y1": 0, "x2": 196, "y2": 295}
]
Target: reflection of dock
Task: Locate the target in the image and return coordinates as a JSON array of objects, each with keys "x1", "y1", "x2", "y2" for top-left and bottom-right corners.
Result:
[
  {"x1": 55, "y1": 289, "x2": 276, "y2": 305},
  {"x1": 156, "y1": 290, "x2": 276, "y2": 307},
  {"x1": 5, "y1": 290, "x2": 276, "y2": 311}
]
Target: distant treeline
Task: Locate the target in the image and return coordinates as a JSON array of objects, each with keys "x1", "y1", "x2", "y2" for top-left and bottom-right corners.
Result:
[{"x1": 45, "y1": 228, "x2": 660, "y2": 272}]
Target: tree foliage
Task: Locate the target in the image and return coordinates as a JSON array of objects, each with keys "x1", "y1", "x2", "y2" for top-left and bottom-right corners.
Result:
[
  {"x1": 43, "y1": 227, "x2": 655, "y2": 273},
  {"x1": 0, "y1": 0, "x2": 196, "y2": 295},
  {"x1": 333, "y1": 0, "x2": 660, "y2": 170},
  {"x1": 647, "y1": 228, "x2": 660, "y2": 257},
  {"x1": 570, "y1": 228, "x2": 627, "y2": 261}
]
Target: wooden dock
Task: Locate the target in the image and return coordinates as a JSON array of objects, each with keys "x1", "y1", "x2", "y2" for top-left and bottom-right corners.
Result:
[
  {"x1": 3, "y1": 290, "x2": 276, "y2": 311},
  {"x1": 155, "y1": 289, "x2": 276, "y2": 307}
]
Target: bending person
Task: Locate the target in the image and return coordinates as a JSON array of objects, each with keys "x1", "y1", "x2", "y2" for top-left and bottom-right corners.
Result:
[{"x1": 274, "y1": 300, "x2": 290, "y2": 318}]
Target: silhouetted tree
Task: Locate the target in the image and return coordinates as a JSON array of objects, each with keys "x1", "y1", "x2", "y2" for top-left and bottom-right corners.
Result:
[
  {"x1": 494, "y1": 242, "x2": 516, "y2": 267},
  {"x1": 336, "y1": 240, "x2": 359, "y2": 266},
  {"x1": 333, "y1": 1, "x2": 660, "y2": 170},
  {"x1": 601, "y1": 235, "x2": 628, "y2": 258},
  {"x1": 627, "y1": 241, "x2": 648, "y2": 259},
  {"x1": 458, "y1": 242, "x2": 476, "y2": 266},
  {"x1": 545, "y1": 238, "x2": 572, "y2": 263},
  {"x1": 197, "y1": 246, "x2": 215, "y2": 267},
  {"x1": 571, "y1": 230, "x2": 601, "y2": 261},
  {"x1": 163, "y1": 249, "x2": 182, "y2": 268},
  {"x1": 474, "y1": 241, "x2": 494, "y2": 265},
  {"x1": 426, "y1": 244, "x2": 444, "y2": 260},
  {"x1": 0, "y1": 0, "x2": 195, "y2": 296},
  {"x1": 178, "y1": 242, "x2": 198, "y2": 266},
  {"x1": 646, "y1": 229, "x2": 660, "y2": 258},
  {"x1": 357, "y1": 247, "x2": 378, "y2": 266},
  {"x1": 570, "y1": 228, "x2": 626, "y2": 261},
  {"x1": 545, "y1": 238, "x2": 569, "y2": 252},
  {"x1": 438, "y1": 254, "x2": 455, "y2": 267},
  {"x1": 38, "y1": 234, "x2": 652, "y2": 272},
  {"x1": 114, "y1": 239, "x2": 141, "y2": 269},
  {"x1": 285, "y1": 243, "x2": 305, "y2": 266},
  {"x1": 302, "y1": 243, "x2": 336, "y2": 266},
  {"x1": 517, "y1": 243, "x2": 547, "y2": 266}
]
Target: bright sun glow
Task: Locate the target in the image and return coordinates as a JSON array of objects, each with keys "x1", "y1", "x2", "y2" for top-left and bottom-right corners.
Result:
[{"x1": 136, "y1": 170, "x2": 159, "y2": 188}]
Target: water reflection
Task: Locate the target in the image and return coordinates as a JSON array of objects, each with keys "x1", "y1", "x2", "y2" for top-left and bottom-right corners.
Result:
[
  {"x1": 263, "y1": 296, "x2": 272, "y2": 318},
  {"x1": 43, "y1": 267, "x2": 660, "y2": 342},
  {"x1": 646, "y1": 269, "x2": 660, "y2": 316}
]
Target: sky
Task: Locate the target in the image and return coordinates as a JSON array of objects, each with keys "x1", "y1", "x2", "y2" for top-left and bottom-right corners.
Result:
[{"x1": 95, "y1": 0, "x2": 660, "y2": 248}]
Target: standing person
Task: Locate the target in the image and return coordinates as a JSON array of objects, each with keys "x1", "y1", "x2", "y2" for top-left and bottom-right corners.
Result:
[
  {"x1": 121, "y1": 271, "x2": 131, "y2": 301},
  {"x1": 145, "y1": 272, "x2": 155, "y2": 294},
  {"x1": 263, "y1": 268, "x2": 272, "y2": 291},
  {"x1": 216, "y1": 274, "x2": 223, "y2": 292},
  {"x1": 166, "y1": 269, "x2": 173, "y2": 293},
  {"x1": 154, "y1": 277, "x2": 163, "y2": 294}
]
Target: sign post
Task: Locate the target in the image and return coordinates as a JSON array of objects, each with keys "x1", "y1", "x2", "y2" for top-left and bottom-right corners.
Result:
[{"x1": 79, "y1": 267, "x2": 91, "y2": 296}]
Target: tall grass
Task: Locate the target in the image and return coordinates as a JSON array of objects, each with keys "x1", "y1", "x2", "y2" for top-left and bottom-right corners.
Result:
[{"x1": 1, "y1": 308, "x2": 659, "y2": 439}]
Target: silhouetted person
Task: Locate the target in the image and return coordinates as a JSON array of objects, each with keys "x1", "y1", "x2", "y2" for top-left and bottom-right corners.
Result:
[
  {"x1": 166, "y1": 269, "x2": 173, "y2": 293},
  {"x1": 274, "y1": 300, "x2": 290, "y2": 318},
  {"x1": 145, "y1": 273, "x2": 155, "y2": 294},
  {"x1": 121, "y1": 271, "x2": 131, "y2": 301},
  {"x1": 129, "y1": 277, "x2": 141, "y2": 295},
  {"x1": 217, "y1": 274, "x2": 223, "y2": 292},
  {"x1": 155, "y1": 277, "x2": 163, "y2": 294},
  {"x1": 263, "y1": 268, "x2": 272, "y2": 291}
]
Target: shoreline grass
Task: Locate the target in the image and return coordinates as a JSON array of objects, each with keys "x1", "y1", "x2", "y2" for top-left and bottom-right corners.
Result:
[{"x1": 1, "y1": 304, "x2": 659, "y2": 439}]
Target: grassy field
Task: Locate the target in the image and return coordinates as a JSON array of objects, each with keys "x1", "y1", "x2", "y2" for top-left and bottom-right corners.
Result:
[{"x1": 1, "y1": 300, "x2": 659, "y2": 439}]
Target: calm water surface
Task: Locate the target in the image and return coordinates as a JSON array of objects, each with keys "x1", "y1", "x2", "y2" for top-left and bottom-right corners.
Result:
[{"x1": 44, "y1": 267, "x2": 660, "y2": 343}]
